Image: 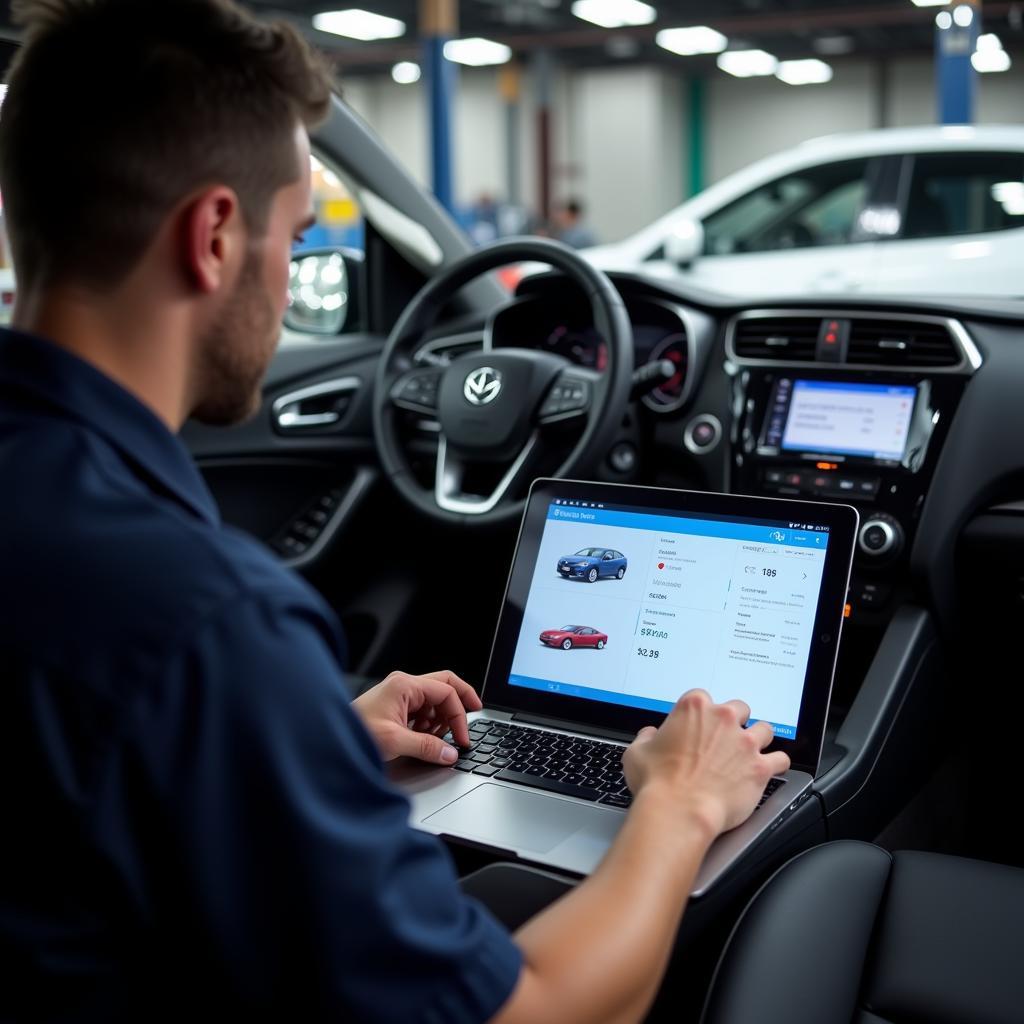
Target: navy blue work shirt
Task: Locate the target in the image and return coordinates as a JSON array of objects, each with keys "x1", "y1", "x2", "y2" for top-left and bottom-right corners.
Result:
[{"x1": 0, "y1": 328, "x2": 522, "y2": 1022}]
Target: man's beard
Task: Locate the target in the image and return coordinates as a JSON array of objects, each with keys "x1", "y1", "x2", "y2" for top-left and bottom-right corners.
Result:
[{"x1": 190, "y1": 248, "x2": 278, "y2": 426}]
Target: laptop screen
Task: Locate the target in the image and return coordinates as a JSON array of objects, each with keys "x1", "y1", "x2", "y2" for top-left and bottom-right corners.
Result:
[{"x1": 506, "y1": 495, "x2": 834, "y2": 743}]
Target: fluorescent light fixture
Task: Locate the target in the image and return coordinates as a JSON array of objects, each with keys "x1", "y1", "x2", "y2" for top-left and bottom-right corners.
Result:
[
  {"x1": 976, "y1": 33, "x2": 1003, "y2": 52},
  {"x1": 391, "y1": 61, "x2": 421, "y2": 84},
  {"x1": 655, "y1": 26, "x2": 727, "y2": 56},
  {"x1": 911, "y1": 0, "x2": 950, "y2": 6},
  {"x1": 992, "y1": 181, "x2": 1024, "y2": 215},
  {"x1": 313, "y1": 9, "x2": 405, "y2": 41},
  {"x1": 571, "y1": 0, "x2": 656, "y2": 28},
  {"x1": 775, "y1": 58, "x2": 833, "y2": 85},
  {"x1": 443, "y1": 37, "x2": 512, "y2": 66},
  {"x1": 952, "y1": 4, "x2": 974, "y2": 26},
  {"x1": 972, "y1": 47, "x2": 1011, "y2": 72},
  {"x1": 716, "y1": 49, "x2": 778, "y2": 77},
  {"x1": 935, "y1": 10, "x2": 952, "y2": 28}
]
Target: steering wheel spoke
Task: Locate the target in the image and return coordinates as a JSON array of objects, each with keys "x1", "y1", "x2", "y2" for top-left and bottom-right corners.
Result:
[
  {"x1": 537, "y1": 367, "x2": 600, "y2": 426},
  {"x1": 390, "y1": 367, "x2": 443, "y2": 415},
  {"x1": 435, "y1": 433, "x2": 540, "y2": 515}
]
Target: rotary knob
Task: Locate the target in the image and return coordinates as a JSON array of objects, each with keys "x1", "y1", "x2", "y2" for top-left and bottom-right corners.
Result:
[{"x1": 858, "y1": 515, "x2": 904, "y2": 559}]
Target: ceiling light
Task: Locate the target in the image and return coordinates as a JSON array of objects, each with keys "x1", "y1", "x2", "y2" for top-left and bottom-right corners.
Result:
[
  {"x1": 443, "y1": 37, "x2": 513, "y2": 66},
  {"x1": 976, "y1": 33, "x2": 1004, "y2": 52},
  {"x1": 391, "y1": 61, "x2": 421, "y2": 84},
  {"x1": 571, "y1": 0, "x2": 656, "y2": 28},
  {"x1": 776, "y1": 58, "x2": 833, "y2": 85},
  {"x1": 912, "y1": 0, "x2": 950, "y2": 6},
  {"x1": 716, "y1": 49, "x2": 778, "y2": 77},
  {"x1": 655, "y1": 26, "x2": 728, "y2": 56},
  {"x1": 952, "y1": 4, "x2": 974, "y2": 26},
  {"x1": 313, "y1": 9, "x2": 405, "y2": 41},
  {"x1": 972, "y1": 48, "x2": 1011, "y2": 72},
  {"x1": 935, "y1": 11, "x2": 952, "y2": 28}
]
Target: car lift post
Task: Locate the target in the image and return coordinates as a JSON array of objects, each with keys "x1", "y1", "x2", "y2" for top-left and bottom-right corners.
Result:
[
  {"x1": 421, "y1": 0, "x2": 457, "y2": 214},
  {"x1": 934, "y1": 0, "x2": 979, "y2": 124}
]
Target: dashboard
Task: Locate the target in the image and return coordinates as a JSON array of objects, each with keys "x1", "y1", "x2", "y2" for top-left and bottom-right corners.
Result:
[
  {"x1": 463, "y1": 270, "x2": 1024, "y2": 641},
  {"x1": 487, "y1": 289, "x2": 711, "y2": 415}
]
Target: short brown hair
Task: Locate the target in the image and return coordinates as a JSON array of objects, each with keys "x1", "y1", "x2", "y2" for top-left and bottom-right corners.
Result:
[{"x1": 0, "y1": 0, "x2": 334, "y2": 291}]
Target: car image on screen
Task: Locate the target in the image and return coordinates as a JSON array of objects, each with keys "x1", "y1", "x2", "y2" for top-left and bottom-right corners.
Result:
[
  {"x1": 556, "y1": 548, "x2": 627, "y2": 583},
  {"x1": 539, "y1": 625, "x2": 609, "y2": 650}
]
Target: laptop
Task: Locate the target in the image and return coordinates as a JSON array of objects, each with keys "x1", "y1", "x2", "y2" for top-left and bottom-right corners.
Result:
[{"x1": 393, "y1": 479, "x2": 858, "y2": 896}]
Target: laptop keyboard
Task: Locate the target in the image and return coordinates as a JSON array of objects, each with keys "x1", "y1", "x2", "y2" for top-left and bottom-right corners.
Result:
[{"x1": 444, "y1": 720, "x2": 786, "y2": 812}]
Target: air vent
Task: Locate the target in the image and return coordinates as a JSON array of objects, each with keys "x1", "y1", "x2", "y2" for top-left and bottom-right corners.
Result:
[
  {"x1": 732, "y1": 317, "x2": 820, "y2": 362},
  {"x1": 847, "y1": 319, "x2": 959, "y2": 368}
]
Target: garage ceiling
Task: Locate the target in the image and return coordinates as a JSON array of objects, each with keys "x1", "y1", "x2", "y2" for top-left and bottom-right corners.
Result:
[{"x1": 0, "y1": 1, "x2": 1021, "y2": 73}]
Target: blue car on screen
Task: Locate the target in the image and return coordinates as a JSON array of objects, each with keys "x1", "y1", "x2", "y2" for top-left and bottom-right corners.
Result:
[{"x1": 556, "y1": 547, "x2": 628, "y2": 583}]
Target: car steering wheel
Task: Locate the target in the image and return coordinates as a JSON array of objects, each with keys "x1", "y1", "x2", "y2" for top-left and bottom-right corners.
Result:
[{"x1": 372, "y1": 237, "x2": 633, "y2": 526}]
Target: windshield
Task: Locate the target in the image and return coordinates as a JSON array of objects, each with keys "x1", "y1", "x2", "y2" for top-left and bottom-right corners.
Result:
[{"x1": 574, "y1": 549, "x2": 602, "y2": 557}]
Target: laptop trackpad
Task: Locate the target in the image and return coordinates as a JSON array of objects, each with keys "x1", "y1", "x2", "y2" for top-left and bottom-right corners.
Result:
[{"x1": 425, "y1": 784, "x2": 597, "y2": 854}]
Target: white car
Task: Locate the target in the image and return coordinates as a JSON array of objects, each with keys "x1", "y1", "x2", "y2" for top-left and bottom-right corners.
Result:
[{"x1": 581, "y1": 125, "x2": 1024, "y2": 298}]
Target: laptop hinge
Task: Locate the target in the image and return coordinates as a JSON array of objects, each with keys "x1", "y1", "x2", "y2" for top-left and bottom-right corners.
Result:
[{"x1": 511, "y1": 711, "x2": 634, "y2": 744}]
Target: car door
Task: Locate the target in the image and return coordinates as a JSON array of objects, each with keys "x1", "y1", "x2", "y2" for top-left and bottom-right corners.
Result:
[
  {"x1": 683, "y1": 156, "x2": 885, "y2": 298},
  {"x1": 871, "y1": 150, "x2": 1024, "y2": 296}
]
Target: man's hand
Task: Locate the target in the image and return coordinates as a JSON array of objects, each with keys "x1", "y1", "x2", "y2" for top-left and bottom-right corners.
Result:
[
  {"x1": 352, "y1": 670, "x2": 482, "y2": 765},
  {"x1": 622, "y1": 688, "x2": 791, "y2": 838}
]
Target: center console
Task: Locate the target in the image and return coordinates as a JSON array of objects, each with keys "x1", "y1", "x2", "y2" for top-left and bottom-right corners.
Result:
[{"x1": 725, "y1": 310, "x2": 981, "y2": 620}]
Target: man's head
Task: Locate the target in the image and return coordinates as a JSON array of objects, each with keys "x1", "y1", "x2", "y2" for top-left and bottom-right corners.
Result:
[
  {"x1": 554, "y1": 199, "x2": 584, "y2": 229},
  {"x1": 0, "y1": 0, "x2": 333, "y2": 424}
]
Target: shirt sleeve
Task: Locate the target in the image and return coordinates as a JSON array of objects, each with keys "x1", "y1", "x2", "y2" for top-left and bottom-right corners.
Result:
[{"x1": 120, "y1": 586, "x2": 523, "y2": 1023}]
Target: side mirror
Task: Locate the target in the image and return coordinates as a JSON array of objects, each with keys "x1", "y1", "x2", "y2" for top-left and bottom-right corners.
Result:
[
  {"x1": 663, "y1": 218, "x2": 705, "y2": 268},
  {"x1": 284, "y1": 247, "x2": 364, "y2": 336}
]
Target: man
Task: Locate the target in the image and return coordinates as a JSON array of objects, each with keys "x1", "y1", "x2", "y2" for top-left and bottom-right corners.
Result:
[
  {"x1": 0, "y1": 2, "x2": 789, "y2": 1021},
  {"x1": 554, "y1": 198, "x2": 598, "y2": 249}
]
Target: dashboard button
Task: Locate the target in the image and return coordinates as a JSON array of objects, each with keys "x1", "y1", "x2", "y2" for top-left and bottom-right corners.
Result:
[
  {"x1": 608, "y1": 442, "x2": 638, "y2": 474},
  {"x1": 683, "y1": 415, "x2": 722, "y2": 455}
]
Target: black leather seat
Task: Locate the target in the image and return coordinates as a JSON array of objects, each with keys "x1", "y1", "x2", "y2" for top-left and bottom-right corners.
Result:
[{"x1": 702, "y1": 840, "x2": 1024, "y2": 1024}]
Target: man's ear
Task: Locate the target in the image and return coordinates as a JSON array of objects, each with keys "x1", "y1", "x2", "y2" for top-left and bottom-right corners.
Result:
[{"x1": 180, "y1": 186, "x2": 242, "y2": 294}]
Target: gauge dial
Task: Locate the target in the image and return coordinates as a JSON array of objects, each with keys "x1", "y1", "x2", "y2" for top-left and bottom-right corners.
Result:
[{"x1": 643, "y1": 333, "x2": 689, "y2": 412}]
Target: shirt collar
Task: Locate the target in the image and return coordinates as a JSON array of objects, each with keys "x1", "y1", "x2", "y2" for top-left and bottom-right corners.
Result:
[{"x1": 0, "y1": 327, "x2": 220, "y2": 526}]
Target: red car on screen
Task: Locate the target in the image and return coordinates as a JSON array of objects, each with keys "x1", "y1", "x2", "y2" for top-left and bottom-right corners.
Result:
[{"x1": 539, "y1": 625, "x2": 608, "y2": 651}]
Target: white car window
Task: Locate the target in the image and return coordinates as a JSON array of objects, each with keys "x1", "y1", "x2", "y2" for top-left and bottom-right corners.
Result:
[
  {"x1": 703, "y1": 158, "x2": 871, "y2": 256},
  {"x1": 901, "y1": 152, "x2": 1024, "y2": 240}
]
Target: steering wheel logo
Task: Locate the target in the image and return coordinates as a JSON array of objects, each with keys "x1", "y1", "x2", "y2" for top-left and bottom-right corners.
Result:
[{"x1": 464, "y1": 367, "x2": 503, "y2": 406}]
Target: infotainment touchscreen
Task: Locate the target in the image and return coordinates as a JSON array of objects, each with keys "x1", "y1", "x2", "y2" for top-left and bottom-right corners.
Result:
[
  {"x1": 764, "y1": 379, "x2": 917, "y2": 461},
  {"x1": 507, "y1": 501, "x2": 832, "y2": 741}
]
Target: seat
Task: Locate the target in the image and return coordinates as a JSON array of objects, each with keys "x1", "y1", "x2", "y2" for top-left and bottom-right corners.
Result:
[{"x1": 702, "y1": 840, "x2": 1024, "y2": 1024}]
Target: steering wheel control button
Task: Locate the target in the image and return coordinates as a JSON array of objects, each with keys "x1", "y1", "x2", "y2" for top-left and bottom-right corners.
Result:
[
  {"x1": 684, "y1": 415, "x2": 722, "y2": 455},
  {"x1": 392, "y1": 370, "x2": 441, "y2": 412},
  {"x1": 608, "y1": 442, "x2": 638, "y2": 474},
  {"x1": 858, "y1": 516, "x2": 903, "y2": 559},
  {"x1": 539, "y1": 377, "x2": 591, "y2": 422}
]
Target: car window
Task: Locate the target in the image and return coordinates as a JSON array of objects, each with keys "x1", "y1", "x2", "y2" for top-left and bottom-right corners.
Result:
[
  {"x1": 900, "y1": 151, "x2": 1024, "y2": 240},
  {"x1": 703, "y1": 158, "x2": 871, "y2": 255},
  {"x1": 301, "y1": 154, "x2": 364, "y2": 254}
]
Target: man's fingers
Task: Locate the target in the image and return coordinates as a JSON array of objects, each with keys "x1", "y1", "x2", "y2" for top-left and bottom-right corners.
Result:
[
  {"x1": 745, "y1": 720, "x2": 776, "y2": 749},
  {"x1": 411, "y1": 676, "x2": 473, "y2": 748},
  {"x1": 424, "y1": 669, "x2": 483, "y2": 711},
  {"x1": 721, "y1": 699, "x2": 752, "y2": 725},
  {"x1": 763, "y1": 750, "x2": 791, "y2": 777},
  {"x1": 389, "y1": 726, "x2": 459, "y2": 766}
]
